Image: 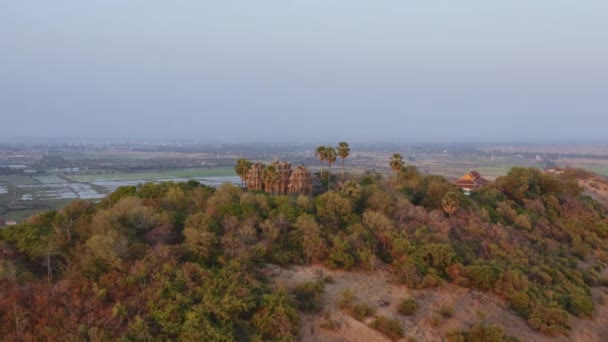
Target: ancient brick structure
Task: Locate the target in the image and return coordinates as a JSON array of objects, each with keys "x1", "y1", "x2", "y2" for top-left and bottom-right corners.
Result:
[
  {"x1": 245, "y1": 163, "x2": 265, "y2": 191},
  {"x1": 243, "y1": 160, "x2": 311, "y2": 195},
  {"x1": 288, "y1": 164, "x2": 312, "y2": 195},
  {"x1": 272, "y1": 160, "x2": 292, "y2": 195}
]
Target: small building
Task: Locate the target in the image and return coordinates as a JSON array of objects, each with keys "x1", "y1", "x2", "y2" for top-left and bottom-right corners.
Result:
[
  {"x1": 454, "y1": 171, "x2": 489, "y2": 195},
  {"x1": 544, "y1": 168, "x2": 564, "y2": 175}
]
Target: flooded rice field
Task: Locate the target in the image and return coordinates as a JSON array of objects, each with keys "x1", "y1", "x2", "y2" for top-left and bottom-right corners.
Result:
[
  {"x1": 1, "y1": 170, "x2": 239, "y2": 222},
  {"x1": 91, "y1": 176, "x2": 240, "y2": 192},
  {"x1": 15, "y1": 175, "x2": 240, "y2": 201},
  {"x1": 17, "y1": 182, "x2": 105, "y2": 201},
  {"x1": 34, "y1": 175, "x2": 67, "y2": 184}
]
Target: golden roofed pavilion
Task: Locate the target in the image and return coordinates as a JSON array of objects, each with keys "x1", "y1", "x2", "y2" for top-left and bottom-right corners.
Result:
[{"x1": 453, "y1": 171, "x2": 489, "y2": 195}]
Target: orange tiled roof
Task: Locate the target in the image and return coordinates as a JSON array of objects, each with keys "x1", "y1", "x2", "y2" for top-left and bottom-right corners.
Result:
[{"x1": 454, "y1": 171, "x2": 488, "y2": 189}]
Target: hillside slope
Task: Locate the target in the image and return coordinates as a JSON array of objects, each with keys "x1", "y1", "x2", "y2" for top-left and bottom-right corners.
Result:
[
  {"x1": 1, "y1": 167, "x2": 607, "y2": 341},
  {"x1": 270, "y1": 265, "x2": 608, "y2": 341}
]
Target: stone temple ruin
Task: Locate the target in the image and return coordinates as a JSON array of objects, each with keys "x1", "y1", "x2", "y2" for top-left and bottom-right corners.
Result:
[
  {"x1": 275, "y1": 160, "x2": 292, "y2": 195},
  {"x1": 245, "y1": 163, "x2": 265, "y2": 191},
  {"x1": 243, "y1": 160, "x2": 312, "y2": 195},
  {"x1": 288, "y1": 164, "x2": 313, "y2": 195}
]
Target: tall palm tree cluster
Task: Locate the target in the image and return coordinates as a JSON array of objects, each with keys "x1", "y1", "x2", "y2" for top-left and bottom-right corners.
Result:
[
  {"x1": 315, "y1": 142, "x2": 351, "y2": 190},
  {"x1": 235, "y1": 159, "x2": 312, "y2": 195}
]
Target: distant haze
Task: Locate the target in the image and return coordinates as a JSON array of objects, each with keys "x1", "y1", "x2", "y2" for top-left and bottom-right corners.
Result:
[{"x1": 1, "y1": 1, "x2": 607, "y2": 143}]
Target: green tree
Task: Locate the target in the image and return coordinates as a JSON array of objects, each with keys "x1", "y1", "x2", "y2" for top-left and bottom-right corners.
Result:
[
  {"x1": 86, "y1": 230, "x2": 129, "y2": 270},
  {"x1": 252, "y1": 291, "x2": 300, "y2": 341},
  {"x1": 294, "y1": 214, "x2": 327, "y2": 263},
  {"x1": 441, "y1": 191, "x2": 460, "y2": 217},
  {"x1": 389, "y1": 153, "x2": 405, "y2": 186},
  {"x1": 362, "y1": 210, "x2": 394, "y2": 251},
  {"x1": 315, "y1": 191, "x2": 352, "y2": 230},
  {"x1": 126, "y1": 315, "x2": 152, "y2": 341},
  {"x1": 180, "y1": 306, "x2": 234, "y2": 341},
  {"x1": 162, "y1": 186, "x2": 188, "y2": 212},
  {"x1": 337, "y1": 142, "x2": 350, "y2": 181},
  {"x1": 341, "y1": 180, "x2": 362, "y2": 204},
  {"x1": 183, "y1": 212, "x2": 218, "y2": 262},
  {"x1": 0, "y1": 221, "x2": 52, "y2": 259}
]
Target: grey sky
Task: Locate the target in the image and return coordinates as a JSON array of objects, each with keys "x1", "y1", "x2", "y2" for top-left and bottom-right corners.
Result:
[{"x1": 1, "y1": 1, "x2": 607, "y2": 142}]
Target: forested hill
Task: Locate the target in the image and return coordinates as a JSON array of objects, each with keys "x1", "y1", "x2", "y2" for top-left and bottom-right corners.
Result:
[{"x1": 1, "y1": 167, "x2": 608, "y2": 341}]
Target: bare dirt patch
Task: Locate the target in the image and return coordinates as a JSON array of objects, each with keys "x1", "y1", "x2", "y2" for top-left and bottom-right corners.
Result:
[
  {"x1": 579, "y1": 176, "x2": 608, "y2": 209},
  {"x1": 266, "y1": 264, "x2": 608, "y2": 341}
]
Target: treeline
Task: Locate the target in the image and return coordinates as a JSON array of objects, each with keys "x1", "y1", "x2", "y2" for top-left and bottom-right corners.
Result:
[{"x1": 1, "y1": 166, "x2": 607, "y2": 340}]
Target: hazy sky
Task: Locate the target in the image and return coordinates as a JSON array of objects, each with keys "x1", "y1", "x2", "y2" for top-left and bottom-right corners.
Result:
[{"x1": 1, "y1": 1, "x2": 607, "y2": 142}]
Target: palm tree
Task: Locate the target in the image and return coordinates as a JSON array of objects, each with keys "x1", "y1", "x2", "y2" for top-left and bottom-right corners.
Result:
[
  {"x1": 315, "y1": 146, "x2": 326, "y2": 170},
  {"x1": 325, "y1": 147, "x2": 337, "y2": 190},
  {"x1": 389, "y1": 153, "x2": 405, "y2": 186},
  {"x1": 315, "y1": 145, "x2": 327, "y2": 187},
  {"x1": 235, "y1": 158, "x2": 252, "y2": 188},
  {"x1": 336, "y1": 142, "x2": 350, "y2": 181}
]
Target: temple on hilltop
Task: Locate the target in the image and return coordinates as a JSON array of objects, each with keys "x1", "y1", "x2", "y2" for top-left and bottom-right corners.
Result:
[
  {"x1": 243, "y1": 160, "x2": 312, "y2": 196},
  {"x1": 275, "y1": 160, "x2": 292, "y2": 195},
  {"x1": 454, "y1": 171, "x2": 489, "y2": 195},
  {"x1": 288, "y1": 164, "x2": 313, "y2": 195},
  {"x1": 246, "y1": 163, "x2": 266, "y2": 191}
]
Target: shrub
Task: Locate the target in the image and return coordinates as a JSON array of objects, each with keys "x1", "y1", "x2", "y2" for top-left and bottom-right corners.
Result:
[
  {"x1": 320, "y1": 319, "x2": 340, "y2": 331},
  {"x1": 567, "y1": 293, "x2": 594, "y2": 318},
  {"x1": 508, "y1": 291, "x2": 531, "y2": 318},
  {"x1": 336, "y1": 289, "x2": 375, "y2": 321},
  {"x1": 412, "y1": 243, "x2": 457, "y2": 273},
  {"x1": 430, "y1": 312, "x2": 443, "y2": 327},
  {"x1": 337, "y1": 289, "x2": 355, "y2": 310},
  {"x1": 350, "y1": 303, "x2": 376, "y2": 321},
  {"x1": 369, "y1": 316, "x2": 403, "y2": 341},
  {"x1": 421, "y1": 272, "x2": 443, "y2": 288},
  {"x1": 397, "y1": 298, "x2": 419, "y2": 316},
  {"x1": 292, "y1": 281, "x2": 325, "y2": 312},
  {"x1": 252, "y1": 291, "x2": 300, "y2": 341},
  {"x1": 327, "y1": 236, "x2": 355, "y2": 270},
  {"x1": 466, "y1": 265, "x2": 501, "y2": 290},
  {"x1": 439, "y1": 303, "x2": 455, "y2": 317},
  {"x1": 391, "y1": 257, "x2": 423, "y2": 288},
  {"x1": 514, "y1": 214, "x2": 532, "y2": 230},
  {"x1": 447, "y1": 323, "x2": 517, "y2": 342},
  {"x1": 527, "y1": 306, "x2": 570, "y2": 336}
]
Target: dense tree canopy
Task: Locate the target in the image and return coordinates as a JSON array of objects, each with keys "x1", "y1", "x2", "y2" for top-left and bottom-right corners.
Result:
[{"x1": 1, "y1": 166, "x2": 607, "y2": 339}]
